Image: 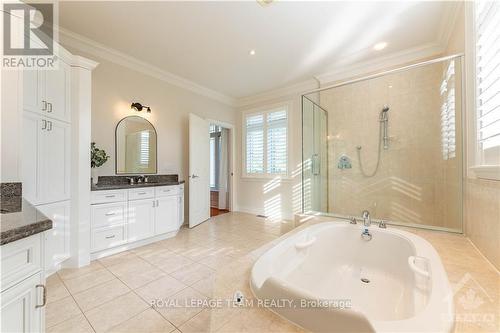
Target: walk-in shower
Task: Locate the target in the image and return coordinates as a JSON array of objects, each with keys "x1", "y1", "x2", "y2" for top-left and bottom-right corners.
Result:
[{"x1": 302, "y1": 55, "x2": 464, "y2": 232}]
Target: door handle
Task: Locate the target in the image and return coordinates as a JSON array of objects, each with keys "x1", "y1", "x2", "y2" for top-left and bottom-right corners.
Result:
[
  {"x1": 35, "y1": 284, "x2": 47, "y2": 308},
  {"x1": 41, "y1": 119, "x2": 47, "y2": 130},
  {"x1": 191, "y1": 174, "x2": 199, "y2": 178},
  {"x1": 105, "y1": 212, "x2": 115, "y2": 216},
  {"x1": 47, "y1": 121, "x2": 52, "y2": 131},
  {"x1": 47, "y1": 102, "x2": 53, "y2": 113}
]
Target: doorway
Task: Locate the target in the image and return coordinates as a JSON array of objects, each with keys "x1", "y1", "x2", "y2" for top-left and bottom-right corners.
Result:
[{"x1": 209, "y1": 124, "x2": 230, "y2": 217}]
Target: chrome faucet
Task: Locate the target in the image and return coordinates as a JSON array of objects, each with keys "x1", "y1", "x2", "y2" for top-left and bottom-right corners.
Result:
[{"x1": 361, "y1": 210, "x2": 371, "y2": 227}]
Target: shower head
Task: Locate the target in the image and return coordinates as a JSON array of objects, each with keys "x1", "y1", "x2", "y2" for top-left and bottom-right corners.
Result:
[{"x1": 382, "y1": 105, "x2": 390, "y2": 112}]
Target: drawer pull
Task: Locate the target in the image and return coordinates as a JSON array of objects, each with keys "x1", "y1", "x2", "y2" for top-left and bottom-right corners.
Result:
[
  {"x1": 105, "y1": 212, "x2": 115, "y2": 216},
  {"x1": 137, "y1": 192, "x2": 147, "y2": 195},
  {"x1": 105, "y1": 235, "x2": 116, "y2": 239},
  {"x1": 35, "y1": 284, "x2": 47, "y2": 308},
  {"x1": 47, "y1": 102, "x2": 53, "y2": 113},
  {"x1": 105, "y1": 195, "x2": 116, "y2": 198}
]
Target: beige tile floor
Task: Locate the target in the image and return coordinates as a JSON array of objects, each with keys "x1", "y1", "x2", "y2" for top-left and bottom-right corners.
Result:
[{"x1": 46, "y1": 212, "x2": 499, "y2": 333}]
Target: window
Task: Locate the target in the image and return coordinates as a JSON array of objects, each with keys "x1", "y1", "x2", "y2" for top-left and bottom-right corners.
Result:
[
  {"x1": 139, "y1": 131, "x2": 150, "y2": 166},
  {"x1": 244, "y1": 105, "x2": 288, "y2": 176},
  {"x1": 441, "y1": 60, "x2": 456, "y2": 160},
  {"x1": 209, "y1": 125, "x2": 221, "y2": 188},
  {"x1": 470, "y1": 1, "x2": 500, "y2": 179}
]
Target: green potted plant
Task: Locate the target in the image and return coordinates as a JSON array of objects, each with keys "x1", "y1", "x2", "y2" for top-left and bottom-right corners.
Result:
[{"x1": 91, "y1": 142, "x2": 110, "y2": 184}]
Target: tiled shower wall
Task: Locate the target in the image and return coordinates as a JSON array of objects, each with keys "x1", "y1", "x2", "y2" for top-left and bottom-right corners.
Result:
[{"x1": 318, "y1": 59, "x2": 463, "y2": 231}]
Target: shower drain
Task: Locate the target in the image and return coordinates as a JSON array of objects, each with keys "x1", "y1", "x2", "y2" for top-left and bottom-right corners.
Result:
[{"x1": 361, "y1": 278, "x2": 370, "y2": 283}]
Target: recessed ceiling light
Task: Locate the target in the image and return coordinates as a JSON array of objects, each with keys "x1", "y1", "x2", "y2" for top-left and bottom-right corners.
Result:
[
  {"x1": 249, "y1": 49, "x2": 256, "y2": 56},
  {"x1": 373, "y1": 42, "x2": 387, "y2": 51}
]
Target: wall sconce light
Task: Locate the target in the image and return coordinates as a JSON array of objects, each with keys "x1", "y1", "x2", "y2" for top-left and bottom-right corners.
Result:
[{"x1": 131, "y1": 102, "x2": 151, "y2": 113}]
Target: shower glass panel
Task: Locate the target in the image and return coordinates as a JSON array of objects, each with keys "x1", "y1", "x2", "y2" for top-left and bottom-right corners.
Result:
[
  {"x1": 302, "y1": 56, "x2": 463, "y2": 232},
  {"x1": 302, "y1": 97, "x2": 328, "y2": 213}
]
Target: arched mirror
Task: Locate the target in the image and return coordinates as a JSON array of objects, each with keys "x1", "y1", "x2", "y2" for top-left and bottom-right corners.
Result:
[{"x1": 115, "y1": 116, "x2": 157, "y2": 174}]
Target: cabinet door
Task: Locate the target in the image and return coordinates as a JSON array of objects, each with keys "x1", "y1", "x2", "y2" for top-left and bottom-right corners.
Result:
[
  {"x1": 23, "y1": 70, "x2": 42, "y2": 115},
  {"x1": 43, "y1": 59, "x2": 70, "y2": 122},
  {"x1": 1, "y1": 273, "x2": 43, "y2": 333},
  {"x1": 128, "y1": 199, "x2": 155, "y2": 242},
  {"x1": 37, "y1": 201, "x2": 70, "y2": 272},
  {"x1": 178, "y1": 186, "x2": 184, "y2": 228},
  {"x1": 155, "y1": 196, "x2": 179, "y2": 235},
  {"x1": 39, "y1": 118, "x2": 70, "y2": 204},
  {"x1": 22, "y1": 112, "x2": 43, "y2": 204}
]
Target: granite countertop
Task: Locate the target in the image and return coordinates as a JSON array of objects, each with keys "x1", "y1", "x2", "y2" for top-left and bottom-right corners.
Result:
[
  {"x1": 1, "y1": 183, "x2": 52, "y2": 246},
  {"x1": 91, "y1": 174, "x2": 184, "y2": 191},
  {"x1": 91, "y1": 180, "x2": 185, "y2": 191}
]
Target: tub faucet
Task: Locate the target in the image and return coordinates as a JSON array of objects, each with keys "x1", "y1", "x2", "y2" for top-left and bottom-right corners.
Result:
[{"x1": 362, "y1": 210, "x2": 371, "y2": 227}]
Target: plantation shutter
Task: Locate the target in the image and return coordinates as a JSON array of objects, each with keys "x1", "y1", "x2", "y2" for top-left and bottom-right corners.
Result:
[
  {"x1": 139, "y1": 131, "x2": 150, "y2": 166},
  {"x1": 440, "y1": 61, "x2": 456, "y2": 160},
  {"x1": 476, "y1": 1, "x2": 500, "y2": 163},
  {"x1": 267, "y1": 110, "x2": 287, "y2": 174},
  {"x1": 246, "y1": 114, "x2": 264, "y2": 174}
]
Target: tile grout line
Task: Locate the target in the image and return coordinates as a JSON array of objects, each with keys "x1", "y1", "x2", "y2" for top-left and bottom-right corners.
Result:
[{"x1": 55, "y1": 272, "x2": 98, "y2": 333}]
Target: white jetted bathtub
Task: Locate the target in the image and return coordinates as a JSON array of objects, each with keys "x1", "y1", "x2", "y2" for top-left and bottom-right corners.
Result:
[{"x1": 250, "y1": 222, "x2": 454, "y2": 333}]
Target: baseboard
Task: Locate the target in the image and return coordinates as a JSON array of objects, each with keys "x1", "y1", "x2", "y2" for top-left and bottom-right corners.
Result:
[{"x1": 90, "y1": 230, "x2": 179, "y2": 261}]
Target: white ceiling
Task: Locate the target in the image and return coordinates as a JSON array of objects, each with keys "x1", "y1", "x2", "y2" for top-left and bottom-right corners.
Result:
[{"x1": 59, "y1": 1, "x2": 455, "y2": 100}]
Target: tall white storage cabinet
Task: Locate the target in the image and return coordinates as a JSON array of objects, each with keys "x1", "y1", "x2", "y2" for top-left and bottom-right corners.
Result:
[{"x1": 22, "y1": 52, "x2": 72, "y2": 274}]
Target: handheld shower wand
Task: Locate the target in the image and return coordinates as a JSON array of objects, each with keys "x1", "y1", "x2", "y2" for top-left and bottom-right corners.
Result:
[
  {"x1": 357, "y1": 105, "x2": 390, "y2": 177},
  {"x1": 380, "y1": 105, "x2": 390, "y2": 150}
]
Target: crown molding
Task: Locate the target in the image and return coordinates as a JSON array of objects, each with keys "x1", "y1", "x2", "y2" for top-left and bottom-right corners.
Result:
[
  {"x1": 314, "y1": 42, "x2": 444, "y2": 85},
  {"x1": 437, "y1": 1, "x2": 463, "y2": 49},
  {"x1": 236, "y1": 78, "x2": 319, "y2": 108},
  {"x1": 58, "y1": 28, "x2": 236, "y2": 106},
  {"x1": 71, "y1": 55, "x2": 99, "y2": 70}
]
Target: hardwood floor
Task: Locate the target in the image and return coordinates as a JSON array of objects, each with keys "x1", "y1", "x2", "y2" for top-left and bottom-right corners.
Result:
[{"x1": 210, "y1": 207, "x2": 229, "y2": 217}]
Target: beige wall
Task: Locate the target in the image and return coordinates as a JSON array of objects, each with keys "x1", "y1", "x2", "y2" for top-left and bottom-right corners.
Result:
[
  {"x1": 452, "y1": 4, "x2": 500, "y2": 270},
  {"x1": 236, "y1": 95, "x2": 305, "y2": 220},
  {"x1": 65, "y1": 53, "x2": 236, "y2": 181},
  {"x1": 317, "y1": 60, "x2": 462, "y2": 230}
]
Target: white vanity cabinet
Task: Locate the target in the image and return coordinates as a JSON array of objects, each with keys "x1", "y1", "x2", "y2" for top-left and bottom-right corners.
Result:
[
  {"x1": 1, "y1": 234, "x2": 46, "y2": 333},
  {"x1": 22, "y1": 52, "x2": 72, "y2": 275},
  {"x1": 128, "y1": 198, "x2": 155, "y2": 242},
  {"x1": 23, "y1": 58, "x2": 71, "y2": 123},
  {"x1": 90, "y1": 184, "x2": 184, "y2": 257},
  {"x1": 37, "y1": 201, "x2": 71, "y2": 273}
]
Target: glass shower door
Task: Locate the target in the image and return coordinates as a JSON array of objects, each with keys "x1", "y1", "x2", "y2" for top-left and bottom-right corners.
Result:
[{"x1": 302, "y1": 96, "x2": 328, "y2": 213}]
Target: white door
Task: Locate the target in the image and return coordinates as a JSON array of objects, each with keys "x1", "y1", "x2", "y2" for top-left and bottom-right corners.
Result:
[
  {"x1": 189, "y1": 113, "x2": 210, "y2": 228},
  {"x1": 22, "y1": 112, "x2": 42, "y2": 204},
  {"x1": 155, "y1": 196, "x2": 179, "y2": 234},
  {"x1": 23, "y1": 70, "x2": 42, "y2": 115},
  {"x1": 128, "y1": 199, "x2": 155, "y2": 242},
  {"x1": 1, "y1": 273, "x2": 43, "y2": 333},
  {"x1": 40, "y1": 118, "x2": 71, "y2": 204},
  {"x1": 43, "y1": 60, "x2": 70, "y2": 122},
  {"x1": 37, "y1": 201, "x2": 70, "y2": 273}
]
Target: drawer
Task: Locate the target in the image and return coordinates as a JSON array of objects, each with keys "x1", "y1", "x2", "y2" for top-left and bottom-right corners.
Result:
[
  {"x1": 155, "y1": 185, "x2": 179, "y2": 197},
  {"x1": 92, "y1": 225, "x2": 126, "y2": 252},
  {"x1": 91, "y1": 202, "x2": 126, "y2": 229},
  {"x1": 128, "y1": 187, "x2": 154, "y2": 200},
  {"x1": 91, "y1": 190, "x2": 127, "y2": 204},
  {"x1": 1, "y1": 234, "x2": 42, "y2": 292}
]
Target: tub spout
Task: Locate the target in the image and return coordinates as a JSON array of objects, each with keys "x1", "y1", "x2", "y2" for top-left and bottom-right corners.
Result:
[{"x1": 361, "y1": 210, "x2": 371, "y2": 227}]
